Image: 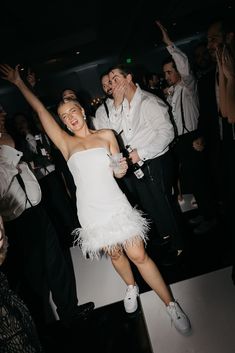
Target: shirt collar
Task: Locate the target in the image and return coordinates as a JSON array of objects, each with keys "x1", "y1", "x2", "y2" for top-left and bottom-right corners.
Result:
[
  {"x1": 123, "y1": 84, "x2": 142, "y2": 109},
  {"x1": 0, "y1": 145, "x2": 23, "y2": 167}
]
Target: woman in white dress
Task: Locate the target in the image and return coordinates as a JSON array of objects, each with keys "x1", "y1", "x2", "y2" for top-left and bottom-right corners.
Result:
[{"x1": 0, "y1": 64, "x2": 191, "y2": 334}]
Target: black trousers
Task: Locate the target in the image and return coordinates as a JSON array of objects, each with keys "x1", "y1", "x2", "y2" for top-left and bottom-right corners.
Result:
[
  {"x1": 2, "y1": 204, "x2": 79, "y2": 331},
  {"x1": 172, "y1": 131, "x2": 216, "y2": 220},
  {"x1": 129, "y1": 150, "x2": 185, "y2": 252},
  {"x1": 38, "y1": 170, "x2": 80, "y2": 248}
]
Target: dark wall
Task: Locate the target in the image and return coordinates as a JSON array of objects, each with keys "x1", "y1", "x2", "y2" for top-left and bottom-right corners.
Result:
[{"x1": 0, "y1": 33, "x2": 203, "y2": 118}]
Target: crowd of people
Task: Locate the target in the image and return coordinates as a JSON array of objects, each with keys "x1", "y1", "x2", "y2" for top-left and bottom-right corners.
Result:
[{"x1": 0, "y1": 14, "x2": 234, "y2": 352}]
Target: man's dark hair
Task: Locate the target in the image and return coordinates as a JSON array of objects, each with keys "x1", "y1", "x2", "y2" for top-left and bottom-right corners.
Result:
[
  {"x1": 108, "y1": 64, "x2": 135, "y2": 80},
  {"x1": 61, "y1": 88, "x2": 77, "y2": 97},
  {"x1": 99, "y1": 71, "x2": 109, "y2": 82},
  {"x1": 11, "y1": 111, "x2": 39, "y2": 135},
  {"x1": 162, "y1": 56, "x2": 178, "y2": 72}
]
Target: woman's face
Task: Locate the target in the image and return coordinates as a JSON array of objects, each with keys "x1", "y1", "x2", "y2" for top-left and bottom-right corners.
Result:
[{"x1": 58, "y1": 101, "x2": 86, "y2": 132}]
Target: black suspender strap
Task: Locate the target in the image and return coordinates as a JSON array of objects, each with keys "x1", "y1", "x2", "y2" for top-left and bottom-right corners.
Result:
[
  {"x1": 16, "y1": 173, "x2": 34, "y2": 208},
  {"x1": 103, "y1": 99, "x2": 109, "y2": 119},
  {"x1": 180, "y1": 88, "x2": 190, "y2": 134},
  {"x1": 167, "y1": 104, "x2": 178, "y2": 140}
]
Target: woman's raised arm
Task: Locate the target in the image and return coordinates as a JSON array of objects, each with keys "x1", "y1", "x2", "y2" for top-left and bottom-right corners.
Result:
[{"x1": 0, "y1": 64, "x2": 69, "y2": 154}]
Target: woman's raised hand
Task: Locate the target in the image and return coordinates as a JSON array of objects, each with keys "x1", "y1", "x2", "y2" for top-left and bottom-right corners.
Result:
[{"x1": 0, "y1": 64, "x2": 22, "y2": 85}]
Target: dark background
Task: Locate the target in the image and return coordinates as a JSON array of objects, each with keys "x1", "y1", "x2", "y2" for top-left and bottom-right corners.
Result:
[{"x1": 0, "y1": 0, "x2": 233, "y2": 114}]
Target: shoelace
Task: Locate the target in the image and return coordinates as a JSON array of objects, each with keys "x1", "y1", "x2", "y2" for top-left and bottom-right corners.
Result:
[
  {"x1": 169, "y1": 302, "x2": 181, "y2": 320},
  {"x1": 126, "y1": 286, "x2": 137, "y2": 299}
]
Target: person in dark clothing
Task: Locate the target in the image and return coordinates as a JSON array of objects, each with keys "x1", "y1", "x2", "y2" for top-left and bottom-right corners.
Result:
[
  {"x1": 205, "y1": 16, "x2": 235, "y2": 284},
  {"x1": 156, "y1": 20, "x2": 218, "y2": 236},
  {"x1": 0, "y1": 215, "x2": 44, "y2": 353},
  {"x1": 0, "y1": 107, "x2": 94, "y2": 337},
  {"x1": 10, "y1": 111, "x2": 80, "y2": 249}
]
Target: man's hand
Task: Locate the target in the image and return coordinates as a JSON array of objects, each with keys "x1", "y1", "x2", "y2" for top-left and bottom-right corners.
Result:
[
  {"x1": 222, "y1": 45, "x2": 235, "y2": 79},
  {"x1": 192, "y1": 137, "x2": 205, "y2": 151},
  {"x1": 112, "y1": 81, "x2": 127, "y2": 109},
  {"x1": 128, "y1": 148, "x2": 141, "y2": 164},
  {"x1": 155, "y1": 20, "x2": 173, "y2": 46}
]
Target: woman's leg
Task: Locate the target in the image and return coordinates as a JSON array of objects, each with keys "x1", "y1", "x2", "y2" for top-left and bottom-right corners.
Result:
[
  {"x1": 108, "y1": 247, "x2": 135, "y2": 286},
  {"x1": 108, "y1": 247, "x2": 139, "y2": 313},
  {"x1": 108, "y1": 242, "x2": 191, "y2": 334},
  {"x1": 125, "y1": 240, "x2": 173, "y2": 305}
]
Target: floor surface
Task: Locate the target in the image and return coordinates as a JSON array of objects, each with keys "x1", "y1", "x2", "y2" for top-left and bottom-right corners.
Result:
[{"x1": 44, "y1": 196, "x2": 234, "y2": 353}]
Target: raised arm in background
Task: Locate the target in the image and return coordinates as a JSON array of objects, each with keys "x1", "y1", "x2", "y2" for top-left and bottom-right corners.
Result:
[
  {"x1": 155, "y1": 20, "x2": 192, "y2": 79},
  {"x1": 0, "y1": 64, "x2": 70, "y2": 158}
]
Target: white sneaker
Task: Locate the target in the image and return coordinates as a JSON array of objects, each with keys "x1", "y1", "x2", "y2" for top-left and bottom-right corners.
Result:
[
  {"x1": 166, "y1": 301, "x2": 191, "y2": 334},
  {"x1": 124, "y1": 285, "x2": 139, "y2": 313}
]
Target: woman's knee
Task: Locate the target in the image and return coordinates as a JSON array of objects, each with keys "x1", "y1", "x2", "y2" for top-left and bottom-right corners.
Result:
[
  {"x1": 108, "y1": 248, "x2": 123, "y2": 262},
  {"x1": 127, "y1": 249, "x2": 148, "y2": 265}
]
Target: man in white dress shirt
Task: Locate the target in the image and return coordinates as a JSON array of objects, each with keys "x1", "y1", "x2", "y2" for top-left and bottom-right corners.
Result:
[
  {"x1": 156, "y1": 21, "x2": 217, "y2": 236},
  {"x1": 107, "y1": 64, "x2": 186, "y2": 265},
  {"x1": 93, "y1": 73, "x2": 116, "y2": 130},
  {"x1": 0, "y1": 105, "x2": 94, "y2": 334}
]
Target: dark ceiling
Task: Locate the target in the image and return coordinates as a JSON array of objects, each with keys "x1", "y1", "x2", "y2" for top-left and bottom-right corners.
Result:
[
  {"x1": 1, "y1": 0, "x2": 233, "y2": 77},
  {"x1": 0, "y1": 0, "x2": 234, "y2": 114}
]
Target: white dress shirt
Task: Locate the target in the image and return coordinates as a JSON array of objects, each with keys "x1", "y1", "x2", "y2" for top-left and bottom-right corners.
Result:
[
  {"x1": 25, "y1": 133, "x2": 55, "y2": 177},
  {"x1": 93, "y1": 98, "x2": 122, "y2": 132},
  {"x1": 0, "y1": 145, "x2": 41, "y2": 221},
  {"x1": 109, "y1": 85, "x2": 174, "y2": 161},
  {"x1": 166, "y1": 45, "x2": 199, "y2": 136}
]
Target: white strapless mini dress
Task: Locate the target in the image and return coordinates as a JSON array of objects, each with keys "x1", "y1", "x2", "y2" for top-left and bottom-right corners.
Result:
[{"x1": 67, "y1": 147, "x2": 149, "y2": 259}]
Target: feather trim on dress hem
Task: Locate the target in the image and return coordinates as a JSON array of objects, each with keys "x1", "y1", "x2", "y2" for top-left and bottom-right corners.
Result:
[{"x1": 71, "y1": 207, "x2": 150, "y2": 260}]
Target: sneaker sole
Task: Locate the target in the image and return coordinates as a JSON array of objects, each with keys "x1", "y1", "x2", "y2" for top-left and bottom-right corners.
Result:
[
  {"x1": 124, "y1": 302, "x2": 138, "y2": 313},
  {"x1": 174, "y1": 324, "x2": 192, "y2": 335},
  {"x1": 124, "y1": 296, "x2": 139, "y2": 313}
]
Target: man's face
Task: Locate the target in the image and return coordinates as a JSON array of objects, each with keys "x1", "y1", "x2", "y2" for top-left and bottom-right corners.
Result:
[
  {"x1": 62, "y1": 90, "x2": 77, "y2": 102},
  {"x1": 207, "y1": 22, "x2": 224, "y2": 60},
  {"x1": 163, "y1": 62, "x2": 181, "y2": 86},
  {"x1": 194, "y1": 44, "x2": 212, "y2": 70},
  {"x1": 109, "y1": 69, "x2": 128, "y2": 89},
  {"x1": 101, "y1": 75, "x2": 113, "y2": 97}
]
